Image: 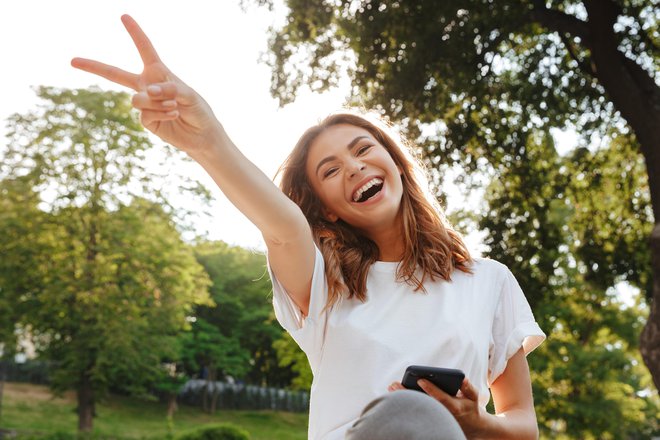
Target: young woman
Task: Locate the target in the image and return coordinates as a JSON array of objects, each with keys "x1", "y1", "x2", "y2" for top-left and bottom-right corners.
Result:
[{"x1": 73, "y1": 15, "x2": 545, "y2": 440}]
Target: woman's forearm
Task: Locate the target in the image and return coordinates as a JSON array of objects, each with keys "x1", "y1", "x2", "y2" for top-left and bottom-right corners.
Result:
[
  {"x1": 190, "y1": 126, "x2": 310, "y2": 244},
  {"x1": 476, "y1": 409, "x2": 539, "y2": 440}
]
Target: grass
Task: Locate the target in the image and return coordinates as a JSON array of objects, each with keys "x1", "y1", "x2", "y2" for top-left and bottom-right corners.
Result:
[{"x1": 0, "y1": 382, "x2": 308, "y2": 439}]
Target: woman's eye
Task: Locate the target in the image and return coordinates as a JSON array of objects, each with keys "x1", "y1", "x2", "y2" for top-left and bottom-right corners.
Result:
[
  {"x1": 357, "y1": 145, "x2": 372, "y2": 156},
  {"x1": 323, "y1": 168, "x2": 338, "y2": 178}
]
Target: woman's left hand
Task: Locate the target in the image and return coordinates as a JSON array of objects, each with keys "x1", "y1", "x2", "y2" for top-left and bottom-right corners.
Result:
[{"x1": 388, "y1": 378, "x2": 486, "y2": 438}]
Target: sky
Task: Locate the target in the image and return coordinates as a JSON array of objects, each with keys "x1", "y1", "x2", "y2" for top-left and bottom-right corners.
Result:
[{"x1": 0, "y1": 0, "x2": 352, "y2": 250}]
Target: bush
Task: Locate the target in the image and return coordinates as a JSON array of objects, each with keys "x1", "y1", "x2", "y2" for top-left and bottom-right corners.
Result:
[
  {"x1": 175, "y1": 424, "x2": 250, "y2": 440},
  {"x1": 18, "y1": 433, "x2": 77, "y2": 440},
  {"x1": 17, "y1": 433, "x2": 133, "y2": 440}
]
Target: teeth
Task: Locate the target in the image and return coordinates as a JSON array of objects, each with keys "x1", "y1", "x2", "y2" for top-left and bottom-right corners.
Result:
[{"x1": 353, "y1": 178, "x2": 383, "y2": 202}]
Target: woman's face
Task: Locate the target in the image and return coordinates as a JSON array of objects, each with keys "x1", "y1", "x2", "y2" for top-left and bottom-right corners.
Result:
[{"x1": 305, "y1": 124, "x2": 404, "y2": 233}]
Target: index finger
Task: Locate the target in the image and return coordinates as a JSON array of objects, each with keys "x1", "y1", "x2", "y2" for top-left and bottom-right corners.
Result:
[
  {"x1": 121, "y1": 14, "x2": 162, "y2": 65},
  {"x1": 418, "y1": 379, "x2": 451, "y2": 403},
  {"x1": 71, "y1": 57, "x2": 139, "y2": 90}
]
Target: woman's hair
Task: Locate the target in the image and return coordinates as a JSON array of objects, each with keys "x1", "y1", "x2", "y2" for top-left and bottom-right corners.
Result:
[{"x1": 277, "y1": 110, "x2": 472, "y2": 309}]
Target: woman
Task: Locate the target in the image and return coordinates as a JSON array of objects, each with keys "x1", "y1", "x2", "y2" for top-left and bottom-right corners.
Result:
[{"x1": 72, "y1": 15, "x2": 545, "y2": 439}]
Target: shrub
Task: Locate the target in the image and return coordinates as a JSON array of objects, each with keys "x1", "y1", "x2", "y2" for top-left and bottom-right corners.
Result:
[
  {"x1": 19, "y1": 432, "x2": 77, "y2": 440},
  {"x1": 175, "y1": 424, "x2": 250, "y2": 440}
]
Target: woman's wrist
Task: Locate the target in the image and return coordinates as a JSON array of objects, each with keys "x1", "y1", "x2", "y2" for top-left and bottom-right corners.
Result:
[
  {"x1": 467, "y1": 406, "x2": 495, "y2": 439},
  {"x1": 187, "y1": 123, "x2": 231, "y2": 165},
  {"x1": 472, "y1": 410, "x2": 538, "y2": 440}
]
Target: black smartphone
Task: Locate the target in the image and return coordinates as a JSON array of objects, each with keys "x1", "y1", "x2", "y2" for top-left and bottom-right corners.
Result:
[{"x1": 401, "y1": 366, "x2": 465, "y2": 396}]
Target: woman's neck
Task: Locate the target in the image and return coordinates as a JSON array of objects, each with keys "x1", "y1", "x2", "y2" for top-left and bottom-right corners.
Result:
[
  {"x1": 363, "y1": 218, "x2": 405, "y2": 262},
  {"x1": 376, "y1": 239, "x2": 405, "y2": 262}
]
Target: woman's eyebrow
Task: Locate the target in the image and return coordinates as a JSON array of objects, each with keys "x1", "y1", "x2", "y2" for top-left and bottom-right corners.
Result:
[{"x1": 315, "y1": 135, "x2": 370, "y2": 175}]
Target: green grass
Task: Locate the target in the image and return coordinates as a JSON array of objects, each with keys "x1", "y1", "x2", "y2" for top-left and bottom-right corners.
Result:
[{"x1": 0, "y1": 382, "x2": 308, "y2": 439}]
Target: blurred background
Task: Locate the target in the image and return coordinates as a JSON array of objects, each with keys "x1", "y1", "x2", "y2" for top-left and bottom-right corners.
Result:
[{"x1": 0, "y1": 1, "x2": 658, "y2": 439}]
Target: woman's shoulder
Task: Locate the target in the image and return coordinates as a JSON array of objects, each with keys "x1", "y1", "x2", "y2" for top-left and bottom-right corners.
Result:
[
  {"x1": 461, "y1": 256, "x2": 512, "y2": 282},
  {"x1": 470, "y1": 256, "x2": 509, "y2": 270}
]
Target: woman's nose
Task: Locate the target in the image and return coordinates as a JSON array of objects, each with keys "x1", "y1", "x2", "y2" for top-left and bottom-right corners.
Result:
[{"x1": 348, "y1": 161, "x2": 366, "y2": 178}]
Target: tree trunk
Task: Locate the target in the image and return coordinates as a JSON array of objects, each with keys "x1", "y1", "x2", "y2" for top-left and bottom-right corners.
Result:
[
  {"x1": 202, "y1": 383, "x2": 209, "y2": 413},
  {"x1": 207, "y1": 366, "x2": 218, "y2": 414},
  {"x1": 166, "y1": 393, "x2": 178, "y2": 419},
  {"x1": 202, "y1": 365, "x2": 217, "y2": 413},
  {"x1": 0, "y1": 358, "x2": 6, "y2": 422},
  {"x1": 210, "y1": 386, "x2": 219, "y2": 414},
  {"x1": 77, "y1": 376, "x2": 95, "y2": 432},
  {"x1": 641, "y1": 225, "x2": 660, "y2": 390}
]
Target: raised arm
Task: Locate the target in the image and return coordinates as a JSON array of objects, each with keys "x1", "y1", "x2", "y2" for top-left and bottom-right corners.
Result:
[{"x1": 72, "y1": 15, "x2": 313, "y2": 315}]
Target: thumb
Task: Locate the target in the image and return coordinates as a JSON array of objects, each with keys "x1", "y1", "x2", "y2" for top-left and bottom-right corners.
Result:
[{"x1": 459, "y1": 378, "x2": 479, "y2": 401}]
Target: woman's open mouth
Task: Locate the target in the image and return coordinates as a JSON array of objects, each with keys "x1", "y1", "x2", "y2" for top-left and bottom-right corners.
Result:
[{"x1": 353, "y1": 178, "x2": 384, "y2": 203}]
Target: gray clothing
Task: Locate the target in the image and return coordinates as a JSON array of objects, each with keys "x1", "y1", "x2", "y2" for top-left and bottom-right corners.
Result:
[{"x1": 345, "y1": 390, "x2": 468, "y2": 440}]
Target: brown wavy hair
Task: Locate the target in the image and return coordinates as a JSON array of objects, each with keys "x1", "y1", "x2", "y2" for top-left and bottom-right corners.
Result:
[{"x1": 277, "y1": 111, "x2": 472, "y2": 309}]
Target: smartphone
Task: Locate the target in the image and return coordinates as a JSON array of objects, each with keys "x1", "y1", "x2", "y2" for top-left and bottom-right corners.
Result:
[{"x1": 401, "y1": 366, "x2": 465, "y2": 396}]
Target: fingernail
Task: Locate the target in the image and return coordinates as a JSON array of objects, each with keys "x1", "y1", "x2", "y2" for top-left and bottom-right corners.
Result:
[
  {"x1": 148, "y1": 85, "x2": 162, "y2": 95},
  {"x1": 166, "y1": 110, "x2": 179, "y2": 117},
  {"x1": 162, "y1": 100, "x2": 176, "y2": 108}
]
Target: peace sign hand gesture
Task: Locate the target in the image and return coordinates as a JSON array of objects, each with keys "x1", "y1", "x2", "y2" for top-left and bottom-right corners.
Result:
[{"x1": 72, "y1": 15, "x2": 223, "y2": 156}]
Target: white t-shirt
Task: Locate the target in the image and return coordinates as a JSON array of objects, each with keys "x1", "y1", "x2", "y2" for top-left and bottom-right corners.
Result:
[{"x1": 269, "y1": 246, "x2": 545, "y2": 440}]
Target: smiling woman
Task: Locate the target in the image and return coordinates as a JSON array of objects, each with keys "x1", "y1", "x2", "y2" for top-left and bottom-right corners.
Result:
[
  {"x1": 271, "y1": 112, "x2": 543, "y2": 440},
  {"x1": 73, "y1": 15, "x2": 545, "y2": 440}
]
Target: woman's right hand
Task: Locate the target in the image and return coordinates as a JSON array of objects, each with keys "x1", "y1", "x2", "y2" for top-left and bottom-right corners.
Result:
[{"x1": 72, "y1": 15, "x2": 222, "y2": 156}]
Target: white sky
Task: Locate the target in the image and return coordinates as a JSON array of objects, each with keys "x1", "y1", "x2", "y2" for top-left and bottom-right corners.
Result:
[{"x1": 0, "y1": 0, "x2": 352, "y2": 249}]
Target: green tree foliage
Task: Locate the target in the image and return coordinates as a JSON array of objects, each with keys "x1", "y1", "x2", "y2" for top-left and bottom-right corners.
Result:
[
  {"x1": 0, "y1": 178, "x2": 43, "y2": 357},
  {"x1": 263, "y1": 0, "x2": 657, "y2": 162},
  {"x1": 258, "y1": 0, "x2": 660, "y2": 389},
  {"x1": 477, "y1": 130, "x2": 659, "y2": 438},
  {"x1": 186, "y1": 241, "x2": 296, "y2": 406},
  {"x1": 0, "y1": 87, "x2": 211, "y2": 432},
  {"x1": 568, "y1": 137, "x2": 653, "y2": 294},
  {"x1": 0, "y1": 177, "x2": 53, "y2": 421},
  {"x1": 272, "y1": 332, "x2": 312, "y2": 391}
]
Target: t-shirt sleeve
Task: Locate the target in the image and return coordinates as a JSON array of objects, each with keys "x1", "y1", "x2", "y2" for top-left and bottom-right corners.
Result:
[
  {"x1": 488, "y1": 267, "x2": 545, "y2": 385},
  {"x1": 267, "y1": 244, "x2": 329, "y2": 373}
]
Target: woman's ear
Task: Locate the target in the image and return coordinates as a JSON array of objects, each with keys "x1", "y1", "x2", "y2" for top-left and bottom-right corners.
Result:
[{"x1": 323, "y1": 208, "x2": 339, "y2": 222}]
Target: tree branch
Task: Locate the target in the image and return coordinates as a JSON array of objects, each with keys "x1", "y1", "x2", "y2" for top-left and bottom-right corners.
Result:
[
  {"x1": 558, "y1": 32, "x2": 596, "y2": 78},
  {"x1": 529, "y1": 3, "x2": 591, "y2": 45},
  {"x1": 620, "y1": 54, "x2": 660, "y2": 99}
]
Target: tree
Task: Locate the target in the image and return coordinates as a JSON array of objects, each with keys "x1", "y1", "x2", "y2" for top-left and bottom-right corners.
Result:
[
  {"x1": 182, "y1": 317, "x2": 249, "y2": 413},
  {"x1": 190, "y1": 242, "x2": 296, "y2": 393},
  {"x1": 257, "y1": 0, "x2": 660, "y2": 388},
  {"x1": 0, "y1": 87, "x2": 211, "y2": 432},
  {"x1": 272, "y1": 332, "x2": 313, "y2": 391},
  {"x1": 151, "y1": 344, "x2": 190, "y2": 421},
  {"x1": 474, "y1": 129, "x2": 659, "y2": 437}
]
